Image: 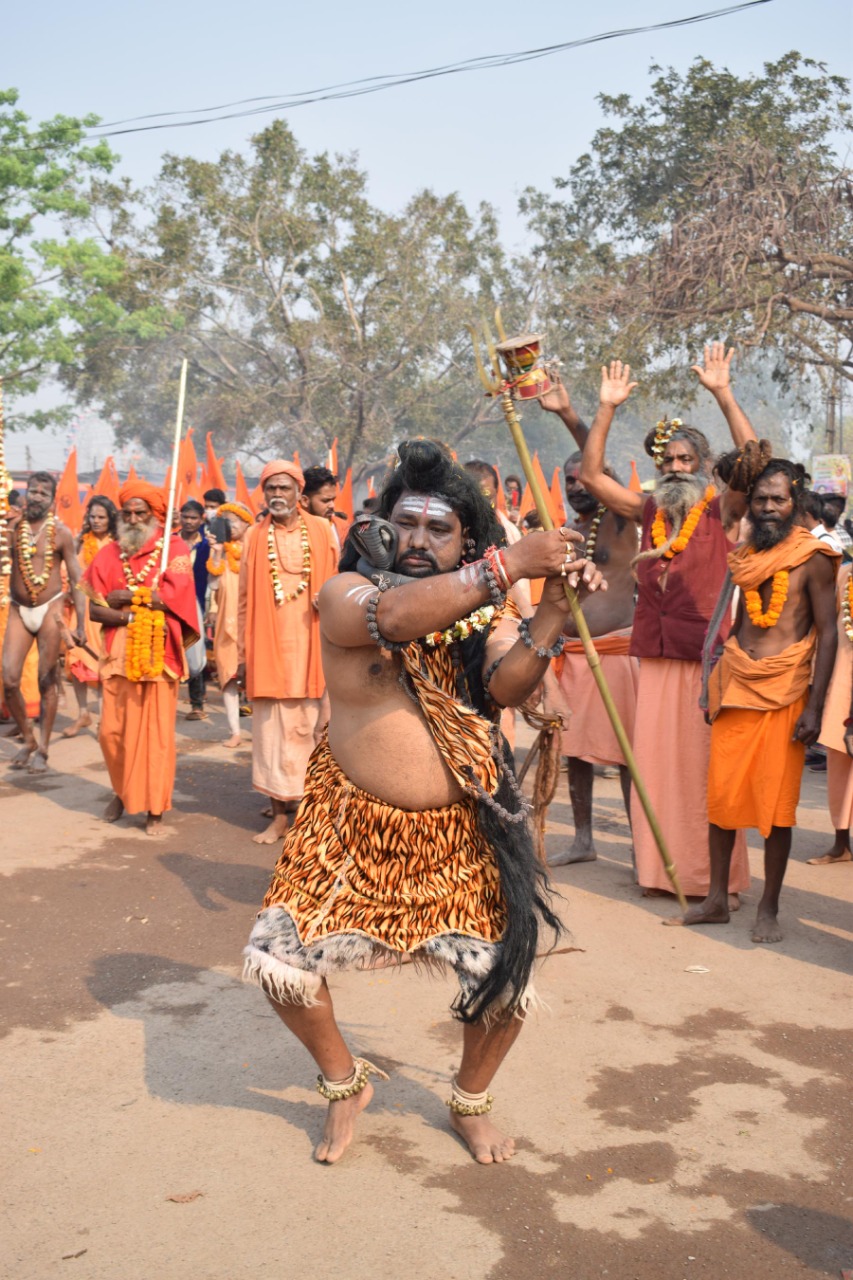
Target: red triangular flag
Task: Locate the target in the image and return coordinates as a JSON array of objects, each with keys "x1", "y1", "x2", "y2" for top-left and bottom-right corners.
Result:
[
  {"x1": 235, "y1": 461, "x2": 258, "y2": 517},
  {"x1": 94, "y1": 455, "x2": 121, "y2": 507},
  {"x1": 205, "y1": 432, "x2": 228, "y2": 494},
  {"x1": 55, "y1": 447, "x2": 84, "y2": 534}
]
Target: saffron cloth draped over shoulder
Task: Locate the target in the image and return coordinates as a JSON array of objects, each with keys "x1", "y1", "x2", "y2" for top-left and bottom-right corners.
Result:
[{"x1": 82, "y1": 533, "x2": 199, "y2": 678}]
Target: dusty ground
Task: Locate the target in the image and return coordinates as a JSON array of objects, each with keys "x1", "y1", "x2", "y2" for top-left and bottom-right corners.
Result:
[{"x1": 1, "y1": 686, "x2": 851, "y2": 1280}]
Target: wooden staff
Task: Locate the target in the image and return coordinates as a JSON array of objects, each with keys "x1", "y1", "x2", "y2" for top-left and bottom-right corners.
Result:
[
  {"x1": 160, "y1": 359, "x2": 189, "y2": 576},
  {"x1": 469, "y1": 322, "x2": 687, "y2": 911}
]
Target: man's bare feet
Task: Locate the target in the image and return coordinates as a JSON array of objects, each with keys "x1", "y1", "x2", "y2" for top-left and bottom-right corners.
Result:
[
  {"x1": 260, "y1": 805, "x2": 273, "y2": 819},
  {"x1": 751, "y1": 911, "x2": 783, "y2": 944},
  {"x1": 662, "y1": 895, "x2": 730, "y2": 928},
  {"x1": 103, "y1": 796, "x2": 124, "y2": 823},
  {"x1": 314, "y1": 1083, "x2": 374, "y2": 1164},
  {"x1": 222, "y1": 733, "x2": 242, "y2": 748},
  {"x1": 28, "y1": 748, "x2": 49, "y2": 774},
  {"x1": 253, "y1": 813, "x2": 290, "y2": 844},
  {"x1": 145, "y1": 812, "x2": 166, "y2": 838},
  {"x1": 548, "y1": 844, "x2": 597, "y2": 867},
  {"x1": 62, "y1": 711, "x2": 92, "y2": 738},
  {"x1": 9, "y1": 740, "x2": 37, "y2": 769},
  {"x1": 449, "y1": 1112, "x2": 516, "y2": 1164},
  {"x1": 807, "y1": 849, "x2": 852, "y2": 865},
  {"x1": 728, "y1": 893, "x2": 741, "y2": 912}
]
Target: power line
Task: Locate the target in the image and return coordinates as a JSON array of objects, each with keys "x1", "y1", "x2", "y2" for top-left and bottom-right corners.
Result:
[{"x1": 86, "y1": 1, "x2": 773, "y2": 139}]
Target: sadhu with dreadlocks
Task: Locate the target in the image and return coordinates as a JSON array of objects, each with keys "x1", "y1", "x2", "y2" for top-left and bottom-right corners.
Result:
[
  {"x1": 578, "y1": 342, "x2": 754, "y2": 902},
  {"x1": 243, "y1": 440, "x2": 604, "y2": 1165},
  {"x1": 672, "y1": 449, "x2": 839, "y2": 943}
]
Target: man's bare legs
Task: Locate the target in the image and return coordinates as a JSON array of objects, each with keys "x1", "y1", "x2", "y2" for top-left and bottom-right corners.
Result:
[
  {"x1": 550, "y1": 759, "x2": 633, "y2": 868},
  {"x1": 752, "y1": 826, "x2": 791, "y2": 943},
  {"x1": 450, "y1": 1011, "x2": 524, "y2": 1163},
  {"x1": 253, "y1": 798, "x2": 294, "y2": 845},
  {"x1": 267, "y1": 980, "x2": 367, "y2": 1164},
  {"x1": 807, "y1": 829, "x2": 852, "y2": 865},
  {"x1": 267, "y1": 981, "x2": 524, "y2": 1164},
  {"x1": 62, "y1": 676, "x2": 94, "y2": 737},
  {"x1": 2, "y1": 610, "x2": 39, "y2": 767}
]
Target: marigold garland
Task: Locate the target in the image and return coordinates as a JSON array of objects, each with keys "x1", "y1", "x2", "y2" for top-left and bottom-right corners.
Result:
[
  {"x1": 744, "y1": 569, "x2": 789, "y2": 629},
  {"x1": 268, "y1": 518, "x2": 311, "y2": 605},
  {"x1": 843, "y1": 574, "x2": 853, "y2": 643},
  {"x1": 208, "y1": 540, "x2": 242, "y2": 576},
  {"x1": 120, "y1": 537, "x2": 166, "y2": 680},
  {"x1": 651, "y1": 485, "x2": 715, "y2": 558},
  {"x1": 16, "y1": 513, "x2": 56, "y2": 603},
  {"x1": 424, "y1": 606, "x2": 496, "y2": 648},
  {"x1": 80, "y1": 531, "x2": 112, "y2": 567}
]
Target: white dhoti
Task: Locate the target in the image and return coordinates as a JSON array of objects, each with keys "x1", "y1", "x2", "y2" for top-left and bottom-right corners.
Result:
[{"x1": 251, "y1": 697, "x2": 325, "y2": 801}]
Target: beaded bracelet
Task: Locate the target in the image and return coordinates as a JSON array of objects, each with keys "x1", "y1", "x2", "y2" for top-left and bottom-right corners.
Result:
[
  {"x1": 483, "y1": 545, "x2": 513, "y2": 593},
  {"x1": 481, "y1": 556, "x2": 508, "y2": 609},
  {"x1": 517, "y1": 616, "x2": 565, "y2": 660},
  {"x1": 365, "y1": 586, "x2": 407, "y2": 652}
]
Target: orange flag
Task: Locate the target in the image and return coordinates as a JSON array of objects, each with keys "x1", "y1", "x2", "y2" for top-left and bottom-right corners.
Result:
[
  {"x1": 235, "y1": 461, "x2": 258, "y2": 516},
  {"x1": 177, "y1": 428, "x2": 201, "y2": 504},
  {"x1": 629, "y1": 460, "x2": 643, "y2": 493},
  {"x1": 531, "y1": 453, "x2": 559, "y2": 526},
  {"x1": 205, "y1": 432, "x2": 228, "y2": 494},
  {"x1": 55, "y1": 447, "x2": 84, "y2": 534},
  {"x1": 549, "y1": 466, "x2": 567, "y2": 525},
  {"x1": 494, "y1": 468, "x2": 508, "y2": 518},
  {"x1": 293, "y1": 450, "x2": 301, "y2": 469},
  {"x1": 337, "y1": 467, "x2": 354, "y2": 522},
  {"x1": 94, "y1": 455, "x2": 121, "y2": 506},
  {"x1": 366, "y1": 475, "x2": 376, "y2": 498},
  {"x1": 126, "y1": 463, "x2": 138, "y2": 484}
]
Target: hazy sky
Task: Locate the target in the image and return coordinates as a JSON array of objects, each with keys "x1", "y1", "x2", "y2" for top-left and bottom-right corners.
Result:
[{"x1": 5, "y1": 0, "x2": 852, "y2": 467}]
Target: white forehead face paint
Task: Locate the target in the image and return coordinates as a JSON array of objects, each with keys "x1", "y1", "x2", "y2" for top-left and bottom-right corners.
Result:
[
  {"x1": 345, "y1": 584, "x2": 377, "y2": 607},
  {"x1": 396, "y1": 496, "x2": 454, "y2": 520}
]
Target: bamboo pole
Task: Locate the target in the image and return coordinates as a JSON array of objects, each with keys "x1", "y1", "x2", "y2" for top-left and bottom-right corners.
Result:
[
  {"x1": 0, "y1": 379, "x2": 11, "y2": 608},
  {"x1": 497, "y1": 384, "x2": 687, "y2": 911},
  {"x1": 160, "y1": 359, "x2": 189, "y2": 576}
]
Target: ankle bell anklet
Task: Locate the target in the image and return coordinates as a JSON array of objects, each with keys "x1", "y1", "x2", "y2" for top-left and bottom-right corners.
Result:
[
  {"x1": 446, "y1": 1077, "x2": 494, "y2": 1116},
  {"x1": 316, "y1": 1056, "x2": 389, "y2": 1102}
]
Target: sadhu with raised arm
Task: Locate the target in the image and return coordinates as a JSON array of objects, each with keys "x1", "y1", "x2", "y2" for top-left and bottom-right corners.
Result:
[
  {"x1": 578, "y1": 344, "x2": 755, "y2": 904},
  {"x1": 242, "y1": 441, "x2": 604, "y2": 1165}
]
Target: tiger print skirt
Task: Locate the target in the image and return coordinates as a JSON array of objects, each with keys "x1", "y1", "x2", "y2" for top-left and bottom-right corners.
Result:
[{"x1": 242, "y1": 735, "x2": 512, "y2": 1010}]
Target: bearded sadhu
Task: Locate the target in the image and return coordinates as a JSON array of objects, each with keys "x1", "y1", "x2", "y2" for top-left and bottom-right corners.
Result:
[
  {"x1": 83, "y1": 481, "x2": 198, "y2": 836},
  {"x1": 577, "y1": 343, "x2": 756, "y2": 906}
]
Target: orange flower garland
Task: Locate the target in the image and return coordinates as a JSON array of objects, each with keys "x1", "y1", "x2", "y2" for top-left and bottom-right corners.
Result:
[
  {"x1": 80, "y1": 531, "x2": 112, "y2": 567},
  {"x1": 207, "y1": 540, "x2": 242, "y2": 576},
  {"x1": 651, "y1": 485, "x2": 715, "y2": 558},
  {"x1": 121, "y1": 537, "x2": 166, "y2": 681},
  {"x1": 744, "y1": 570, "x2": 789, "y2": 629}
]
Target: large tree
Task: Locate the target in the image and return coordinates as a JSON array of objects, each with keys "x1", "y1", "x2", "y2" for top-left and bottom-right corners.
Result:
[
  {"x1": 0, "y1": 89, "x2": 122, "y2": 427},
  {"x1": 521, "y1": 53, "x2": 852, "y2": 402},
  {"x1": 68, "y1": 121, "x2": 512, "y2": 469}
]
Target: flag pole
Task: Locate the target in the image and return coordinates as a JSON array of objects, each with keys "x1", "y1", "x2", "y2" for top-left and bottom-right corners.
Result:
[{"x1": 160, "y1": 359, "x2": 188, "y2": 576}]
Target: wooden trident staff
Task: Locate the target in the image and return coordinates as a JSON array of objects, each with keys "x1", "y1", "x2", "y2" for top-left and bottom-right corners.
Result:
[{"x1": 468, "y1": 313, "x2": 687, "y2": 911}]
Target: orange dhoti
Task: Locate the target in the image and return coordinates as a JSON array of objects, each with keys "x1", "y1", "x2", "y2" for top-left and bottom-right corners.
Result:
[
  {"x1": 0, "y1": 602, "x2": 40, "y2": 718},
  {"x1": 251, "y1": 697, "x2": 325, "y2": 802},
  {"x1": 99, "y1": 675, "x2": 180, "y2": 815},
  {"x1": 707, "y1": 633, "x2": 815, "y2": 838},
  {"x1": 631, "y1": 657, "x2": 750, "y2": 896},
  {"x1": 559, "y1": 628, "x2": 638, "y2": 765}
]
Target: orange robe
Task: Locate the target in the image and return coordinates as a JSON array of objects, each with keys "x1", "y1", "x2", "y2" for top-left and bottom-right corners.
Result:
[
  {"x1": 817, "y1": 564, "x2": 853, "y2": 830},
  {"x1": 212, "y1": 557, "x2": 240, "y2": 688},
  {"x1": 82, "y1": 533, "x2": 198, "y2": 814},
  {"x1": 631, "y1": 657, "x2": 750, "y2": 896},
  {"x1": 239, "y1": 514, "x2": 338, "y2": 801},
  {"x1": 707, "y1": 529, "x2": 839, "y2": 838},
  {"x1": 0, "y1": 597, "x2": 40, "y2": 718},
  {"x1": 65, "y1": 534, "x2": 113, "y2": 684},
  {"x1": 557, "y1": 627, "x2": 638, "y2": 766}
]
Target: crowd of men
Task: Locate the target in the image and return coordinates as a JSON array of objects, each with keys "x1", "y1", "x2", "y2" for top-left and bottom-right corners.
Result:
[{"x1": 2, "y1": 343, "x2": 851, "y2": 1165}]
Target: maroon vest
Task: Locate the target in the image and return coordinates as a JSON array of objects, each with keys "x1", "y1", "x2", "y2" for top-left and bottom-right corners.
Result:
[{"x1": 630, "y1": 495, "x2": 732, "y2": 663}]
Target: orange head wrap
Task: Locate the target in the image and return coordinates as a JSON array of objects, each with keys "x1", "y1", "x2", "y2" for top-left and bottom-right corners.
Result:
[
  {"x1": 259, "y1": 459, "x2": 304, "y2": 493},
  {"x1": 118, "y1": 480, "x2": 168, "y2": 524}
]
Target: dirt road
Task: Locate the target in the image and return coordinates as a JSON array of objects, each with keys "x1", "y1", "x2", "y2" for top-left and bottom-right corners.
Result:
[{"x1": 2, "y1": 692, "x2": 851, "y2": 1279}]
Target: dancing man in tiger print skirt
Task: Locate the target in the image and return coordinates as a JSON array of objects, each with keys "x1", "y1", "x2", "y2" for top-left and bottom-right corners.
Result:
[{"x1": 243, "y1": 441, "x2": 604, "y2": 1165}]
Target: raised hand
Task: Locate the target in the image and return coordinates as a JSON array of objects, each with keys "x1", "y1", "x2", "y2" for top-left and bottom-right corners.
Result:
[
  {"x1": 537, "y1": 376, "x2": 572, "y2": 416},
  {"x1": 692, "y1": 341, "x2": 734, "y2": 393},
  {"x1": 599, "y1": 360, "x2": 638, "y2": 408}
]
